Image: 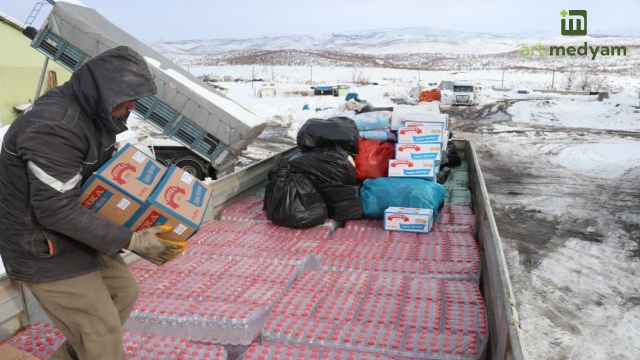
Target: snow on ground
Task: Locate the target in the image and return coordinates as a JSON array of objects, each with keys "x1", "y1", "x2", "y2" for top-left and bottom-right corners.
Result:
[
  {"x1": 549, "y1": 139, "x2": 640, "y2": 179},
  {"x1": 508, "y1": 92, "x2": 640, "y2": 131},
  {"x1": 189, "y1": 64, "x2": 640, "y2": 359}
]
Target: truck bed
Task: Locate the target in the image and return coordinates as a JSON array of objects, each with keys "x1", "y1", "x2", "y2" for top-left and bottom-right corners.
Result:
[{"x1": 0, "y1": 140, "x2": 524, "y2": 360}]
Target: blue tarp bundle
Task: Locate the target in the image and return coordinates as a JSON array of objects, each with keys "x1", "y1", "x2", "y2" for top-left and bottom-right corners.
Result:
[
  {"x1": 352, "y1": 111, "x2": 391, "y2": 131},
  {"x1": 359, "y1": 130, "x2": 396, "y2": 141},
  {"x1": 360, "y1": 177, "x2": 446, "y2": 218}
]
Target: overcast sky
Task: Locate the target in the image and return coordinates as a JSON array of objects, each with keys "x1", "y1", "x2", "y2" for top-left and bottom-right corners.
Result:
[{"x1": 1, "y1": 0, "x2": 638, "y2": 42}]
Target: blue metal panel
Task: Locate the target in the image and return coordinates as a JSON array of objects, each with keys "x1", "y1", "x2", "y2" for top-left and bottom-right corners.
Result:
[
  {"x1": 133, "y1": 96, "x2": 179, "y2": 132},
  {"x1": 170, "y1": 117, "x2": 224, "y2": 162},
  {"x1": 30, "y1": 26, "x2": 227, "y2": 165},
  {"x1": 32, "y1": 29, "x2": 86, "y2": 70}
]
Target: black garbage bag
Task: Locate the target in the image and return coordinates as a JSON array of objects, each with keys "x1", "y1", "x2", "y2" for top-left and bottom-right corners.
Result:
[
  {"x1": 357, "y1": 105, "x2": 394, "y2": 114},
  {"x1": 446, "y1": 142, "x2": 462, "y2": 167},
  {"x1": 297, "y1": 117, "x2": 359, "y2": 154},
  {"x1": 287, "y1": 149, "x2": 357, "y2": 185},
  {"x1": 440, "y1": 152, "x2": 450, "y2": 169},
  {"x1": 316, "y1": 184, "x2": 363, "y2": 221},
  {"x1": 264, "y1": 168, "x2": 328, "y2": 228},
  {"x1": 437, "y1": 167, "x2": 451, "y2": 184}
]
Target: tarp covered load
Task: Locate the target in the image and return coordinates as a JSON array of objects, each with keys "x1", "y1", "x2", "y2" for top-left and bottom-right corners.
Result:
[
  {"x1": 360, "y1": 177, "x2": 446, "y2": 218},
  {"x1": 37, "y1": 2, "x2": 266, "y2": 171}
]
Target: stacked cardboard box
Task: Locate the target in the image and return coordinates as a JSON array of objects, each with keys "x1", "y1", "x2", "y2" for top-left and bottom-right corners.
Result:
[
  {"x1": 80, "y1": 144, "x2": 212, "y2": 253},
  {"x1": 383, "y1": 102, "x2": 446, "y2": 232},
  {"x1": 383, "y1": 207, "x2": 433, "y2": 233},
  {"x1": 79, "y1": 143, "x2": 166, "y2": 226}
]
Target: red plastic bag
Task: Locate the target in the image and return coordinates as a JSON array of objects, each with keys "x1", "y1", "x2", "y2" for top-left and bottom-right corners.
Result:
[
  {"x1": 355, "y1": 139, "x2": 396, "y2": 182},
  {"x1": 419, "y1": 88, "x2": 441, "y2": 102}
]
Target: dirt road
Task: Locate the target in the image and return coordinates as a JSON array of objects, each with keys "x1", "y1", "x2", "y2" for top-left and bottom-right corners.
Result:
[{"x1": 445, "y1": 102, "x2": 640, "y2": 359}]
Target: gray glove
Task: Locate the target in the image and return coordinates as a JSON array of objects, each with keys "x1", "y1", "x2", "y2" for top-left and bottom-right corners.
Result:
[{"x1": 128, "y1": 225, "x2": 187, "y2": 263}]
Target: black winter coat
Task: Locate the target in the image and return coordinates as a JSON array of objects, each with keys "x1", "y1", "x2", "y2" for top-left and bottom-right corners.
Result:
[{"x1": 0, "y1": 46, "x2": 157, "y2": 282}]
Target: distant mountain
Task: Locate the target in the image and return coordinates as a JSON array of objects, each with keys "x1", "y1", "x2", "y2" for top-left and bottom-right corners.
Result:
[
  {"x1": 150, "y1": 27, "x2": 640, "y2": 73},
  {"x1": 151, "y1": 26, "x2": 640, "y2": 58},
  {"x1": 151, "y1": 27, "x2": 525, "y2": 57}
]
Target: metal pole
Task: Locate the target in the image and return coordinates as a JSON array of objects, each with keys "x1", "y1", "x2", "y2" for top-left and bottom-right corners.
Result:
[
  {"x1": 310, "y1": 65, "x2": 313, "y2": 84},
  {"x1": 501, "y1": 70, "x2": 505, "y2": 89},
  {"x1": 34, "y1": 57, "x2": 49, "y2": 101},
  {"x1": 551, "y1": 70, "x2": 556, "y2": 90}
]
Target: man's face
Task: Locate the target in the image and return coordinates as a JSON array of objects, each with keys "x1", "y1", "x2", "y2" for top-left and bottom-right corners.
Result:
[{"x1": 110, "y1": 100, "x2": 136, "y2": 120}]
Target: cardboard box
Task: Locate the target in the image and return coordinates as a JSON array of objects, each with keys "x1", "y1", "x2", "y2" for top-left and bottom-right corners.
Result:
[
  {"x1": 0, "y1": 344, "x2": 40, "y2": 360},
  {"x1": 79, "y1": 143, "x2": 166, "y2": 226},
  {"x1": 404, "y1": 120, "x2": 445, "y2": 131},
  {"x1": 79, "y1": 176, "x2": 142, "y2": 226},
  {"x1": 403, "y1": 116, "x2": 449, "y2": 148},
  {"x1": 399, "y1": 113, "x2": 448, "y2": 130},
  {"x1": 95, "y1": 143, "x2": 166, "y2": 202},
  {"x1": 388, "y1": 159, "x2": 437, "y2": 179},
  {"x1": 397, "y1": 126, "x2": 443, "y2": 144},
  {"x1": 391, "y1": 104, "x2": 443, "y2": 130},
  {"x1": 384, "y1": 207, "x2": 433, "y2": 233},
  {"x1": 126, "y1": 165, "x2": 212, "y2": 242},
  {"x1": 395, "y1": 143, "x2": 442, "y2": 163}
]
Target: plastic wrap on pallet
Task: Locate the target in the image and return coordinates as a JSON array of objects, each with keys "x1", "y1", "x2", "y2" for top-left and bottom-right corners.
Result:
[
  {"x1": 320, "y1": 226, "x2": 480, "y2": 280},
  {"x1": 332, "y1": 225, "x2": 388, "y2": 241},
  {"x1": 220, "y1": 196, "x2": 270, "y2": 222},
  {"x1": 5, "y1": 322, "x2": 64, "y2": 359},
  {"x1": 343, "y1": 218, "x2": 386, "y2": 230},
  {"x1": 126, "y1": 297, "x2": 271, "y2": 345},
  {"x1": 125, "y1": 255, "x2": 320, "y2": 345},
  {"x1": 321, "y1": 257, "x2": 479, "y2": 281},
  {"x1": 431, "y1": 224, "x2": 474, "y2": 233},
  {"x1": 262, "y1": 271, "x2": 488, "y2": 360},
  {"x1": 241, "y1": 342, "x2": 401, "y2": 360},
  {"x1": 241, "y1": 342, "x2": 322, "y2": 359},
  {"x1": 442, "y1": 205, "x2": 475, "y2": 215},
  {"x1": 5, "y1": 323, "x2": 228, "y2": 360}
]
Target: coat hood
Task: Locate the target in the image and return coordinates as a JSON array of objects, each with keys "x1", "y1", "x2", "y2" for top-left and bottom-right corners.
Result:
[{"x1": 67, "y1": 46, "x2": 157, "y2": 136}]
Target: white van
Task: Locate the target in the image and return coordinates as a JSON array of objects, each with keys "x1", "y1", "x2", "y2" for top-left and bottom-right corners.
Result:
[{"x1": 452, "y1": 80, "x2": 476, "y2": 105}]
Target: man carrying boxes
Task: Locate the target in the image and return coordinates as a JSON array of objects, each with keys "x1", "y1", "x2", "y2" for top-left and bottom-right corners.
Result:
[
  {"x1": 78, "y1": 142, "x2": 212, "y2": 264},
  {"x1": 0, "y1": 47, "x2": 189, "y2": 360}
]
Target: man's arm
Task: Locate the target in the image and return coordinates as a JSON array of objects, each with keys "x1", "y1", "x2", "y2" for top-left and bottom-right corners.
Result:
[{"x1": 17, "y1": 122, "x2": 132, "y2": 254}]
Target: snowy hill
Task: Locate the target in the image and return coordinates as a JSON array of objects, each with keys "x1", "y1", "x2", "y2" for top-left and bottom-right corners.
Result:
[{"x1": 151, "y1": 27, "x2": 640, "y2": 73}]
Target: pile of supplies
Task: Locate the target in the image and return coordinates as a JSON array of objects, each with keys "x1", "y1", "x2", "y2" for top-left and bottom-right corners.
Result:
[{"x1": 268, "y1": 99, "x2": 464, "y2": 234}]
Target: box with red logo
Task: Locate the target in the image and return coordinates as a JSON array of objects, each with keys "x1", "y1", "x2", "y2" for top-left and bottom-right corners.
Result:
[
  {"x1": 126, "y1": 165, "x2": 212, "y2": 242},
  {"x1": 397, "y1": 125, "x2": 443, "y2": 144},
  {"x1": 395, "y1": 143, "x2": 442, "y2": 164},
  {"x1": 384, "y1": 207, "x2": 433, "y2": 233},
  {"x1": 94, "y1": 143, "x2": 166, "y2": 201},
  {"x1": 388, "y1": 159, "x2": 437, "y2": 180},
  {"x1": 79, "y1": 144, "x2": 166, "y2": 226},
  {"x1": 79, "y1": 177, "x2": 142, "y2": 226}
]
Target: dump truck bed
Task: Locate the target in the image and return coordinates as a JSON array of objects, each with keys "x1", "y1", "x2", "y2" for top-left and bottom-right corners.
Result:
[{"x1": 30, "y1": 2, "x2": 266, "y2": 171}]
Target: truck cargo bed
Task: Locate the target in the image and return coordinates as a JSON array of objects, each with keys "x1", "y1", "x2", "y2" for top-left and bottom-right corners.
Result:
[{"x1": 0, "y1": 140, "x2": 524, "y2": 360}]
